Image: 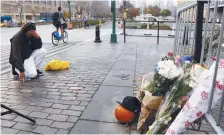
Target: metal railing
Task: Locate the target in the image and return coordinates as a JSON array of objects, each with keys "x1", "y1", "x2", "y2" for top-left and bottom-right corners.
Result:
[
  {"x1": 122, "y1": 20, "x2": 176, "y2": 44},
  {"x1": 173, "y1": 1, "x2": 224, "y2": 134}
]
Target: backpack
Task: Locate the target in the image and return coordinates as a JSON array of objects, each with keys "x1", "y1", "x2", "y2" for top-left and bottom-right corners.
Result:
[{"x1": 52, "y1": 12, "x2": 59, "y2": 22}]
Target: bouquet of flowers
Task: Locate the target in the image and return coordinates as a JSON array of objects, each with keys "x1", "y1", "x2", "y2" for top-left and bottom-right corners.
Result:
[
  {"x1": 143, "y1": 59, "x2": 182, "y2": 96},
  {"x1": 137, "y1": 58, "x2": 182, "y2": 132},
  {"x1": 166, "y1": 59, "x2": 224, "y2": 134},
  {"x1": 147, "y1": 63, "x2": 207, "y2": 134}
]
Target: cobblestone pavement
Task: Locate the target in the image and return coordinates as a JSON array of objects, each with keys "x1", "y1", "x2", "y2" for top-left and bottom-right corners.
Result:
[{"x1": 1, "y1": 29, "x2": 223, "y2": 134}]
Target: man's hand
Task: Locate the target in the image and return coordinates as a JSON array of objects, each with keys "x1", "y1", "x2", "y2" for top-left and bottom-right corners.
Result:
[
  {"x1": 20, "y1": 72, "x2": 25, "y2": 82},
  {"x1": 28, "y1": 30, "x2": 40, "y2": 39}
]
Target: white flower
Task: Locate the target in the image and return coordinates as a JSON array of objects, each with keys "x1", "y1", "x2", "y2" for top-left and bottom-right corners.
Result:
[{"x1": 157, "y1": 60, "x2": 182, "y2": 79}]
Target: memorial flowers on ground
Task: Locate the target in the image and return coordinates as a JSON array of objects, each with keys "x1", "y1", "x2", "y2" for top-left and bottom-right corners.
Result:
[{"x1": 136, "y1": 52, "x2": 213, "y2": 134}]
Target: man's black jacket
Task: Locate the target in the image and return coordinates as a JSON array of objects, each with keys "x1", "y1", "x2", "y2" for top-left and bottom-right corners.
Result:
[{"x1": 9, "y1": 32, "x2": 42, "y2": 72}]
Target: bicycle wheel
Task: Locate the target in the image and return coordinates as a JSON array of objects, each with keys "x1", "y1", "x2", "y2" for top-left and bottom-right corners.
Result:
[
  {"x1": 52, "y1": 31, "x2": 59, "y2": 46},
  {"x1": 63, "y1": 31, "x2": 68, "y2": 43}
]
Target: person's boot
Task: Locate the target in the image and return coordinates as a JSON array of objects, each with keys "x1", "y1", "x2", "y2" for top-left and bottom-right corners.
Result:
[
  {"x1": 12, "y1": 67, "x2": 18, "y2": 76},
  {"x1": 37, "y1": 70, "x2": 44, "y2": 76}
]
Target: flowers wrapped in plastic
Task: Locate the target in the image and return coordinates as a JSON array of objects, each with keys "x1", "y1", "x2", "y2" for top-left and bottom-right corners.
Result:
[
  {"x1": 147, "y1": 63, "x2": 207, "y2": 134},
  {"x1": 137, "y1": 58, "x2": 182, "y2": 132},
  {"x1": 166, "y1": 59, "x2": 224, "y2": 134},
  {"x1": 144, "y1": 60, "x2": 182, "y2": 96}
]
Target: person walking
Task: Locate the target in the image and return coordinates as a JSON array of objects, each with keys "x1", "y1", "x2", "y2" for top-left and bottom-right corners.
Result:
[
  {"x1": 84, "y1": 17, "x2": 89, "y2": 28},
  {"x1": 9, "y1": 22, "x2": 46, "y2": 82}
]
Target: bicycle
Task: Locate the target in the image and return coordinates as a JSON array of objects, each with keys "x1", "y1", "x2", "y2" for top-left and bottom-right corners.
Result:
[{"x1": 51, "y1": 24, "x2": 68, "y2": 45}]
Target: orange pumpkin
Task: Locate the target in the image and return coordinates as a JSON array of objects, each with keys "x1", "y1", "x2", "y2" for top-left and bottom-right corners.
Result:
[{"x1": 114, "y1": 105, "x2": 135, "y2": 123}]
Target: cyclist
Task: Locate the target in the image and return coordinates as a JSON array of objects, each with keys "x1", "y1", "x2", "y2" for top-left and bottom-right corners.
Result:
[{"x1": 52, "y1": 6, "x2": 66, "y2": 38}]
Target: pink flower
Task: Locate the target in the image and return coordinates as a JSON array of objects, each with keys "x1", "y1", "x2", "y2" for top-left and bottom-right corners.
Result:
[
  {"x1": 196, "y1": 111, "x2": 203, "y2": 118},
  {"x1": 184, "y1": 121, "x2": 191, "y2": 127},
  {"x1": 201, "y1": 91, "x2": 208, "y2": 100},
  {"x1": 212, "y1": 57, "x2": 216, "y2": 61},
  {"x1": 216, "y1": 81, "x2": 223, "y2": 90},
  {"x1": 168, "y1": 52, "x2": 173, "y2": 57}
]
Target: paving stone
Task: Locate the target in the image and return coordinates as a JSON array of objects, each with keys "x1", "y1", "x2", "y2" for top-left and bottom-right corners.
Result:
[
  {"x1": 17, "y1": 131, "x2": 35, "y2": 134},
  {"x1": 87, "y1": 91, "x2": 96, "y2": 94},
  {"x1": 42, "y1": 108, "x2": 62, "y2": 114},
  {"x1": 13, "y1": 123, "x2": 37, "y2": 132},
  {"x1": 52, "y1": 104, "x2": 70, "y2": 109},
  {"x1": 14, "y1": 110, "x2": 32, "y2": 115},
  {"x1": 1, "y1": 119, "x2": 16, "y2": 127},
  {"x1": 28, "y1": 102, "x2": 53, "y2": 107},
  {"x1": 58, "y1": 89, "x2": 73, "y2": 93},
  {"x1": 45, "y1": 88, "x2": 59, "y2": 92},
  {"x1": 76, "y1": 97, "x2": 92, "y2": 102},
  {"x1": 1, "y1": 127, "x2": 19, "y2": 134},
  {"x1": 42, "y1": 99, "x2": 64, "y2": 104},
  {"x1": 66, "y1": 116, "x2": 79, "y2": 123},
  {"x1": 61, "y1": 110, "x2": 82, "y2": 116},
  {"x1": 26, "y1": 106, "x2": 44, "y2": 111},
  {"x1": 81, "y1": 86, "x2": 132, "y2": 122},
  {"x1": 1, "y1": 114, "x2": 16, "y2": 120},
  {"x1": 14, "y1": 116, "x2": 32, "y2": 123},
  {"x1": 77, "y1": 93, "x2": 93, "y2": 98},
  {"x1": 69, "y1": 87, "x2": 83, "y2": 90},
  {"x1": 47, "y1": 114, "x2": 69, "y2": 121},
  {"x1": 79, "y1": 101, "x2": 89, "y2": 106},
  {"x1": 56, "y1": 129, "x2": 69, "y2": 134},
  {"x1": 48, "y1": 92, "x2": 62, "y2": 96},
  {"x1": 60, "y1": 96, "x2": 77, "y2": 101},
  {"x1": 51, "y1": 121, "x2": 74, "y2": 130},
  {"x1": 63, "y1": 100, "x2": 81, "y2": 105},
  {"x1": 45, "y1": 95, "x2": 61, "y2": 99},
  {"x1": 33, "y1": 126, "x2": 58, "y2": 134},
  {"x1": 61, "y1": 92, "x2": 76, "y2": 96},
  {"x1": 69, "y1": 105, "x2": 86, "y2": 111},
  {"x1": 70, "y1": 120, "x2": 129, "y2": 134},
  {"x1": 66, "y1": 84, "x2": 79, "y2": 87},
  {"x1": 36, "y1": 119, "x2": 54, "y2": 126},
  {"x1": 29, "y1": 112, "x2": 49, "y2": 118},
  {"x1": 73, "y1": 90, "x2": 88, "y2": 94}
]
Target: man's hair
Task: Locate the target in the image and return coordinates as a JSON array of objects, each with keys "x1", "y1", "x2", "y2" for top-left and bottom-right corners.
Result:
[
  {"x1": 20, "y1": 22, "x2": 36, "y2": 34},
  {"x1": 58, "y1": 6, "x2": 62, "y2": 11}
]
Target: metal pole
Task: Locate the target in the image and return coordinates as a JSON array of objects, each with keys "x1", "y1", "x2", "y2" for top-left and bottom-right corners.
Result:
[
  {"x1": 123, "y1": 19, "x2": 126, "y2": 43},
  {"x1": 188, "y1": 7, "x2": 194, "y2": 54},
  {"x1": 200, "y1": 1, "x2": 210, "y2": 64},
  {"x1": 110, "y1": 0, "x2": 117, "y2": 43},
  {"x1": 157, "y1": 21, "x2": 159, "y2": 44},
  {"x1": 207, "y1": 10, "x2": 224, "y2": 114},
  {"x1": 191, "y1": 7, "x2": 197, "y2": 53},
  {"x1": 207, "y1": 1, "x2": 218, "y2": 66},
  {"x1": 67, "y1": 0, "x2": 72, "y2": 21},
  {"x1": 173, "y1": 13, "x2": 180, "y2": 55},
  {"x1": 177, "y1": 12, "x2": 184, "y2": 55},
  {"x1": 182, "y1": 9, "x2": 190, "y2": 56},
  {"x1": 193, "y1": 1, "x2": 204, "y2": 63},
  {"x1": 179, "y1": 10, "x2": 188, "y2": 56}
]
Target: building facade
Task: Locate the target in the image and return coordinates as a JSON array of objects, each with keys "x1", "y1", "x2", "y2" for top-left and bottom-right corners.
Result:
[{"x1": 1, "y1": 0, "x2": 68, "y2": 22}]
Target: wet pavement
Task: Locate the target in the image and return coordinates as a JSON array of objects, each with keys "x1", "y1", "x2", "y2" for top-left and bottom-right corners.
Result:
[{"x1": 1, "y1": 29, "x2": 222, "y2": 134}]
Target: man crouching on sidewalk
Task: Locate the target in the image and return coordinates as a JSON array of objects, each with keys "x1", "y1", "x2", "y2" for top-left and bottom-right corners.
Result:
[{"x1": 9, "y1": 22, "x2": 46, "y2": 82}]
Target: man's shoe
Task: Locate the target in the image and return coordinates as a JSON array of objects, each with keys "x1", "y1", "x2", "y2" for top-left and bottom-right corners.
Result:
[
  {"x1": 37, "y1": 70, "x2": 44, "y2": 76},
  {"x1": 12, "y1": 72, "x2": 19, "y2": 76}
]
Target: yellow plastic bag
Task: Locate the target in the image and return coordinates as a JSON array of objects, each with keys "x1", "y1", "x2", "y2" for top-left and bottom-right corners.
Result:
[{"x1": 44, "y1": 60, "x2": 70, "y2": 71}]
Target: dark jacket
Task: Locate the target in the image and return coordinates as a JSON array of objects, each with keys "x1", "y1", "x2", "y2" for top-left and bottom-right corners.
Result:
[{"x1": 9, "y1": 32, "x2": 42, "y2": 72}]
